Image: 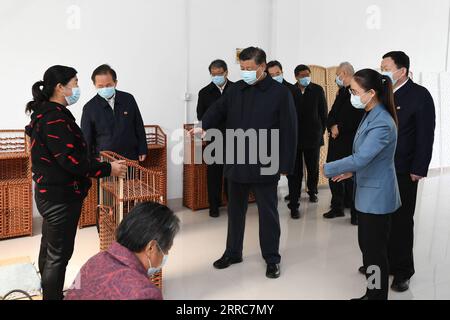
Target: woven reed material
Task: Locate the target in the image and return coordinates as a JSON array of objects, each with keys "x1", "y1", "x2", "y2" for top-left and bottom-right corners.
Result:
[{"x1": 0, "y1": 130, "x2": 32, "y2": 240}]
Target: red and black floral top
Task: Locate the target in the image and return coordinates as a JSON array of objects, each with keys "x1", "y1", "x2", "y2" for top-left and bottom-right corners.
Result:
[{"x1": 25, "y1": 101, "x2": 111, "y2": 202}]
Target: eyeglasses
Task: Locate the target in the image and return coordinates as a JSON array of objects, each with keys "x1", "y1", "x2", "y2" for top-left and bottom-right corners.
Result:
[{"x1": 348, "y1": 88, "x2": 369, "y2": 96}]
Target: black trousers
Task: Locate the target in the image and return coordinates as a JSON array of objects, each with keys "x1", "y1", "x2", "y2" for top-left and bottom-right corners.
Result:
[
  {"x1": 329, "y1": 178, "x2": 356, "y2": 216},
  {"x1": 225, "y1": 180, "x2": 280, "y2": 264},
  {"x1": 358, "y1": 211, "x2": 392, "y2": 300},
  {"x1": 36, "y1": 194, "x2": 83, "y2": 300},
  {"x1": 288, "y1": 147, "x2": 320, "y2": 210},
  {"x1": 388, "y1": 173, "x2": 418, "y2": 280},
  {"x1": 207, "y1": 163, "x2": 226, "y2": 213}
]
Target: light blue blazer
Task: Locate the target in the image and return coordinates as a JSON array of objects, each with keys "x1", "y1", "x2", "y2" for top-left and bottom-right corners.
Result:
[{"x1": 324, "y1": 104, "x2": 401, "y2": 215}]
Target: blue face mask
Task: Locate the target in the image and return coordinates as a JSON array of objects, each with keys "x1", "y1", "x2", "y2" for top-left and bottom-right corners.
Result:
[
  {"x1": 298, "y1": 76, "x2": 311, "y2": 87},
  {"x1": 241, "y1": 66, "x2": 263, "y2": 85},
  {"x1": 97, "y1": 87, "x2": 116, "y2": 100},
  {"x1": 272, "y1": 75, "x2": 284, "y2": 84},
  {"x1": 147, "y1": 242, "x2": 168, "y2": 276},
  {"x1": 211, "y1": 75, "x2": 226, "y2": 87},
  {"x1": 350, "y1": 91, "x2": 372, "y2": 110},
  {"x1": 335, "y1": 75, "x2": 344, "y2": 87},
  {"x1": 64, "y1": 87, "x2": 80, "y2": 106}
]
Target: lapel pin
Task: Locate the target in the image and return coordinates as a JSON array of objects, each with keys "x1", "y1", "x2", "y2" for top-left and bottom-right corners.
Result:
[
  {"x1": 396, "y1": 106, "x2": 401, "y2": 110},
  {"x1": 124, "y1": 111, "x2": 128, "y2": 115}
]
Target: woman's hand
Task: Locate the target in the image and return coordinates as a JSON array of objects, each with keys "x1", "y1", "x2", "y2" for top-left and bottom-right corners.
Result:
[
  {"x1": 332, "y1": 172, "x2": 353, "y2": 182},
  {"x1": 110, "y1": 160, "x2": 127, "y2": 178}
]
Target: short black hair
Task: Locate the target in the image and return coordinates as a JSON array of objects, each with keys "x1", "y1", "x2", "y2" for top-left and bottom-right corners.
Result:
[
  {"x1": 208, "y1": 59, "x2": 228, "y2": 73},
  {"x1": 116, "y1": 202, "x2": 180, "y2": 253},
  {"x1": 91, "y1": 64, "x2": 117, "y2": 83},
  {"x1": 294, "y1": 64, "x2": 311, "y2": 77},
  {"x1": 383, "y1": 51, "x2": 410, "y2": 74},
  {"x1": 239, "y1": 47, "x2": 267, "y2": 65},
  {"x1": 266, "y1": 60, "x2": 283, "y2": 72}
]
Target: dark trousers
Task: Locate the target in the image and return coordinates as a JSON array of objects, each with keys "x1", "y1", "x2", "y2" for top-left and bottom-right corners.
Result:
[
  {"x1": 225, "y1": 180, "x2": 281, "y2": 264},
  {"x1": 36, "y1": 194, "x2": 83, "y2": 300},
  {"x1": 358, "y1": 211, "x2": 392, "y2": 300},
  {"x1": 388, "y1": 173, "x2": 418, "y2": 280},
  {"x1": 329, "y1": 178, "x2": 357, "y2": 216},
  {"x1": 288, "y1": 147, "x2": 320, "y2": 210},
  {"x1": 207, "y1": 163, "x2": 226, "y2": 213}
]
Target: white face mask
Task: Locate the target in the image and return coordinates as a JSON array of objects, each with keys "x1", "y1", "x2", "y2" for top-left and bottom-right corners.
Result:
[
  {"x1": 241, "y1": 65, "x2": 264, "y2": 85},
  {"x1": 350, "y1": 91, "x2": 372, "y2": 110},
  {"x1": 146, "y1": 242, "x2": 168, "y2": 276}
]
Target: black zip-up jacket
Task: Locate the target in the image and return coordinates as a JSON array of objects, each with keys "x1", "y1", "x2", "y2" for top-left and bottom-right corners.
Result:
[{"x1": 25, "y1": 101, "x2": 111, "y2": 202}]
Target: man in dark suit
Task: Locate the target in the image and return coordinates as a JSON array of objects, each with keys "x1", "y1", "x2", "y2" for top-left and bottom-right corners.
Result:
[
  {"x1": 266, "y1": 60, "x2": 302, "y2": 219},
  {"x1": 196, "y1": 59, "x2": 233, "y2": 218},
  {"x1": 196, "y1": 47, "x2": 297, "y2": 278},
  {"x1": 323, "y1": 62, "x2": 364, "y2": 225},
  {"x1": 379, "y1": 51, "x2": 436, "y2": 292},
  {"x1": 287, "y1": 64, "x2": 327, "y2": 218},
  {"x1": 81, "y1": 64, "x2": 147, "y2": 161}
]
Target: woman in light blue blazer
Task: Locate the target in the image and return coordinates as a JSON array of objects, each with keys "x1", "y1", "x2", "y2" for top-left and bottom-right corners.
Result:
[{"x1": 324, "y1": 69, "x2": 401, "y2": 300}]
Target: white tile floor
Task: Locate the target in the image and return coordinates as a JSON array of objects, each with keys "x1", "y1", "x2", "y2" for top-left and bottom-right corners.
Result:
[{"x1": 1, "y1": 170, "x2": 449, "y2": 300}]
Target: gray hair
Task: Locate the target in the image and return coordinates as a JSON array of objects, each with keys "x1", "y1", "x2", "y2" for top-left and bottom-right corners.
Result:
[{"x1": 338, "y1": 62, "x2": 355, "y2": 76}]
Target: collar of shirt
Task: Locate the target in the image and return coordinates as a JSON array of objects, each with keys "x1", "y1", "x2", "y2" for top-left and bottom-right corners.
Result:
[
  {"x1": 394, "y1": 78, "x2": 410, "y2": 93},
  {"x1": 215, "y1": 80, "x2": 228, "y2": 94},
  {"x1": 107, "y1": 94, "x2": 116, "y2": 109}
]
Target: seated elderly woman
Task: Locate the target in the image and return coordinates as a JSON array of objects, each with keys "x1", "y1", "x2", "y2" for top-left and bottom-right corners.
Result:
[{"x1": 64, "y1": 202, "x2": 180, "y2": 300}]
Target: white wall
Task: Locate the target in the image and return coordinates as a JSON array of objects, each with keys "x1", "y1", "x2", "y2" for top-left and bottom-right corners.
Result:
[{"x1": 1, "y1": 0, "x2": 450, "y2": 206}]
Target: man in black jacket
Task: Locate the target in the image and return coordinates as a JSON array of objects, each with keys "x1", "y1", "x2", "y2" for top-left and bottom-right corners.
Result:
[
  {"x1": 323, "y1": 62, "x2": 364, "y2": 225},
  {"x1": 266, "y1": 60, "x2": 301, "y2": 106},
  {"x1": 287, "y1": 64, "x2": 327, "y2": 218},
  {"x1": 81, "y1": 64, "x2": 147, "y2": 161},
  {"x1": 379, "y1": 51, "x2": 435, "y2": 292},
  {"x1": 197, "y1": 59, "x2": 233, "y2": 217},
  {"x1": 198, "y1": 47, "x2": 297, "y2": 279}
]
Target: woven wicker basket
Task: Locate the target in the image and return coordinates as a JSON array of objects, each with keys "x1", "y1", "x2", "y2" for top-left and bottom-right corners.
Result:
[
  {"x1": 0, "y1": 130, "x2": 32, "y2": 240},
  {"x1": 98, "y1": 152, "x2": 164, "y2": 289}
]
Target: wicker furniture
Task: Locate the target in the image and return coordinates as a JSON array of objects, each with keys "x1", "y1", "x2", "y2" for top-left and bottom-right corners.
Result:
[
  {"x1": 0, "y1": 130, "x2": 32, "y2": 240},
  {"x1": 79, "y1": 125, "x2": 167, "y2": 228},
  {"x1": 141, "y1": 125, "x2": 167, "y2": 205},
  {"x1": 98, "y1": 151, "x2": 164, "y2": 288},
  {"x1": 78, "y1": 179, "x2": 98, "y2": 229},
  {"x1": 182, "y1": 124, "x2": 256, "y2": 211}
]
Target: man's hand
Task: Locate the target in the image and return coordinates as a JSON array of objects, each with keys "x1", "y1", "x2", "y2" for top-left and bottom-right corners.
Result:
[
  {"x1": 139, "y1": 154, "x2": 147, "y2": 162},
  {"x1": 188, "y1": 127, "x2": 206, "y2": 138},
  {"x1": 410, "y1": 174, "x2": 423, "y2": 182},
  {"x1": 332, "y1": 172, "x2": 353, "y2": 182},
  {"x1": 331, "y1": 125, "x2": 339, "y2": 139}
]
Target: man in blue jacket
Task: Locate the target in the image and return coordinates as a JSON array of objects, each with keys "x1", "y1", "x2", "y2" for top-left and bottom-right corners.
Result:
[
  {"x1": 379, "y1": 51, "x2": 436, "y2": 292},
  {"x1": 81, "y1": 64, "x2": 147, "y2": 161}
]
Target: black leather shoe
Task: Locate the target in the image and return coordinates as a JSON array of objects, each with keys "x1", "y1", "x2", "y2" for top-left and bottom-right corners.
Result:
[
  {"x1": 391, "y1": 278, "x2": 410, "y2": 292},
  {"x1": 209, "y1": 210, "x2": 220, "y2": 218},
  {"x1": 284, "y1": 194, "x2": 290, "y2": 201},
  {"x1": 291, "y1": 209, "x2": 300, "y2": 220},
  {"x1": 350, "y1": 215, "x2": 358, "y2": 225},
  {"x1": 213, "y1": 256, "x2": 243, "y2": 269},
  {"x1": 309, "y1": 194, "x2": 318, "y2": 203},
  {"x1": 323, "y1": 209, "x2": 345, "y2": 219},
  {"x1": 358, "y1": 266, "x2": 366, "y2": 275},
  {"x1": 266, "y1": 263, "x2": 280, "y2": 279}
]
